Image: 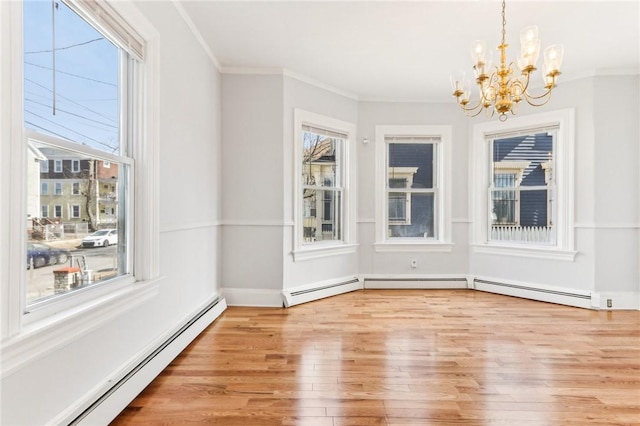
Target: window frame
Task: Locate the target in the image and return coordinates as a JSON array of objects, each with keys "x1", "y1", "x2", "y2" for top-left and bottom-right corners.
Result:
[
  {"x1": 71, "y1": 203, "x2": 81, "y2": 219},
  {"x1": 293, "y1": 109, "x2": 357, "y2": 261},
  {"x1": 54, "y1": 159, "x2": 62, "y2": 173},
  {"x1": 0, "y1": 0, "x2": 160, "y2": 371},
  {"x1": 374, "y1": 125, "x2": 453, "y2": 252},
  {"x1": 471, "y1": 109, "x2": 576, "y2": 260}
]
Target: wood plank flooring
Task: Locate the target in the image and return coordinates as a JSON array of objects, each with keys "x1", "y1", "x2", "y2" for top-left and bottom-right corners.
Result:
[{"x1": 111, "y1": 290, "x2": 640, "y2": 425}]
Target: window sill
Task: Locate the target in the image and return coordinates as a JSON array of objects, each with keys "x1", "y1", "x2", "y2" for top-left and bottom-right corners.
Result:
[
  {"x1": 293, "y1": 243, "x2": 358, "y2": 262},
  {"x1": 472, "y1": 243, "x2": 577, "y2": 261},
  {"x1": 374, "y1": 241, "x2": 454, "y2": 253},
  {"x1": 1, "y1": 276, "x2": 162, "y2": 378}
]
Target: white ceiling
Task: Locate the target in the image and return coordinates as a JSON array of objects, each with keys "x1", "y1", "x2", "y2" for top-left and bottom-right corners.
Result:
[{"x1": 177, "y1": 1, "x2": 640, "y2": 102}]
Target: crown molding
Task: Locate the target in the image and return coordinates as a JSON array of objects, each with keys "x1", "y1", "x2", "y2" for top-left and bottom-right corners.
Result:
[{"x1": 171, "y1": 0, "x2": 222, "y2": 71}]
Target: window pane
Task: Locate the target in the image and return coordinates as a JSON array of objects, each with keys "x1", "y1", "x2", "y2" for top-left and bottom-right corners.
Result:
[
  {"x1": 388, "y1": 192, "x2": 407, "y2": 222},
  {"x1": 23, "y1": 0, "x2": 121, "y2": 154},
  {"x1": 388, "y1": 143, "x2": 433, "y2": 189},
  {"x1": 388, "y1": 193, "x2": 434, "y2": 238},
  {"x1": 491, "y1": 132, "x2": 555, "y2": 245},
  {"x1": 491, "y1": 189, "x2": 517, "y2": 225},
  {"x1": 26, "y1": 144, "x2": 128, "y2": 304},
  {"x1": 302, "y1": 131, "x2": 341, "y2": 187},
  {"x1": 302, "y1": 189, "x2": 342, "y2": 243}
]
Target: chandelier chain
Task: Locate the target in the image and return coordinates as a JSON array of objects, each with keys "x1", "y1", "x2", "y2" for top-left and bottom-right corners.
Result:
[{"x1": 501, "y1": 0, "x2": 506, "y2": 46}]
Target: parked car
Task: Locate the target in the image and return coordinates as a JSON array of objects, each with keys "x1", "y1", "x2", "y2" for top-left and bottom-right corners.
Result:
[
  {"x1": 27, "y1": 242, "x2": 70, "y2": 269},
  {"x1": 82, "y1": 229, "x2": 118, "y2": 248}
]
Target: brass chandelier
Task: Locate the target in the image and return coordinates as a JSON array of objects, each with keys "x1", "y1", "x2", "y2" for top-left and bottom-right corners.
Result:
[{"x1": 451, "y1": 0, "x2": 564, "y2": 121}]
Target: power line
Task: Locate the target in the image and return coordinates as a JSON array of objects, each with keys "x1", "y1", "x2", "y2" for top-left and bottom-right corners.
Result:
[
  {"x1": 26, "y1": 98, "x2": 118, "y2": 129},
  {"x1": 25, "y1": 109, "x2": 119, "y2": 153},
  {"x1": 25, "y1": 61, "x2": 117, "y2": 87},
  {"x1": 25, "y1": 120, "x2": 73, "y2": 141},
  {"x1": 25, "y1": 77, "x2": 117, "y2": 124},
  {"x1": 24, "y1": 37, "x2": 105, "y2": 54}
]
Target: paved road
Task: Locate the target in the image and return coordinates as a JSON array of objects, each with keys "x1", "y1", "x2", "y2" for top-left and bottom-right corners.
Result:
[{"x1": 26, "y1": 245, "x2": 119, "y2": 303}]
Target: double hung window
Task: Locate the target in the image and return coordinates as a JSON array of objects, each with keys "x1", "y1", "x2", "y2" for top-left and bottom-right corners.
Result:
[
  {"x1": 375, "y1": 125, "x2": 452, "y2": 249},
  {"x1": 471, "y1": 109, "x2": 575, "y2": 258},
  {"x1": 386, "y1": 138, "x2": 437, "y2": 238},
  {"x1": 294, "y1": 109, "x2": 356, "y2": 260},
  {"x1": 301, "y1": 125, "x2": 344, "y2": 243},
  {"x1": 488, "y1": 131, "x2": 556, "y2": 244},
  {"x1": 22, "y1": 0, "x2": 143, "y2": 306}
]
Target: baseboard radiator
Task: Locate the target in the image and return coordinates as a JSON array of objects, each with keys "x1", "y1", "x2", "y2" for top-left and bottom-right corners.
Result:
[
  {"x1": 473, "y1": 278, "x2": 594, "y2": 309},
  {"x1": 282, "y1": 278, "x2": 362, "y2": 308},
  {"x1": 364, "y1": 277, "x2": 469, "y2": 289},
  {"x1": 70, "y1": 296, "x2": 227, "y2": 425}
]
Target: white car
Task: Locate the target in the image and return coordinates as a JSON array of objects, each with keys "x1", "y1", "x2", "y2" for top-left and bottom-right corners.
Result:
[{"x1": 82, "y1": 229, "x2": 118, "y2": 248}]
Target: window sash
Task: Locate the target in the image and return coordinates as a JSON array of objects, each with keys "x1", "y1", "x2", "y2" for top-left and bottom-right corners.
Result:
[
  {"x1": 62, "y1": 0, "x2": 145, "y2": 61},
  {"x1": 487, "y1": 131, "x2": 557, "y2": 244},
  {"x1": 384, "y1": 139, "x2": 438, "y2": 239}
]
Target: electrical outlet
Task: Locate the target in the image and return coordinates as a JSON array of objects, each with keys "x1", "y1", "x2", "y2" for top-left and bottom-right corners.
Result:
[
  {"x1": 410, "y1": 259, "x2": 417, "y2": 268},
  {"x1": 606, "y1": 299, "x2": 612, "y2": 308}
]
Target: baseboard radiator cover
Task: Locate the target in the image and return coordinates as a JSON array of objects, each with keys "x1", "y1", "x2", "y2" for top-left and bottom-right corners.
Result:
[
  {"x1": 69, "y1": 296, "x2": 227, "y2": 425},
  {"x1": 473, "y1": 278, "x2": 595, "y2": 309},
  {"x1": 282, "y1": 277, "x2": 362, "y2": 308},
  {"x1": 363, "y1": 277, "x2": 470, "y2": 289}
]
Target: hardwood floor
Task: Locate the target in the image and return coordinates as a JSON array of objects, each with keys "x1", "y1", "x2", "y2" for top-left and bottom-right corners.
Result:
[{"x1": 111, "y1": 290, "x2": 640, "y2": 425}]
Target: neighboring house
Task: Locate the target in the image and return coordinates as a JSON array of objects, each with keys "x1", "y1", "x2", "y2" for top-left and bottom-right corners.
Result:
[
  {"x1": 302, "y1": 135, "x2": 339, "y2": 242},
  {"x1": 492, "y1": 133, "x2": 553, "y2": 228},
  {"x1": 35, "y1": 147, "x2": 118, "y2": 233},
  {"x1": 26, "y1": 142, "x2": 47, "y2": 223},
  {"x1": 388, "y1": 143, "x2": 435, "y2": 238}
]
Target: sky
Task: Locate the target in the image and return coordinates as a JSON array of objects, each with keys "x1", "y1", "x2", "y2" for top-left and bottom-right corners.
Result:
[{"x1": 23, "y1": 0, "x2": 121, "y2": 154}]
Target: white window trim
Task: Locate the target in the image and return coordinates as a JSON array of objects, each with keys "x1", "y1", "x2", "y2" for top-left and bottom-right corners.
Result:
[
  {"x1": 54, "y1": 181, "x2": 62, "y2": 195},
  {"x1": 293, "y1": 109, "x2": 357, "y2": 262},
  {"x1": 41, "y1": 205, "x2": 49, "y2": 218},
  {"x1": 374, "y1": 125, "x2": 452, "y2": 252},
  {"x1": 471, "y1": 108, "x2": 576, "y2": 261},
  {"x1": 40, "y1": 181, "x2": 48, "y2": 195},
  {"x1": 71, "y1": 159, "x2": 80, "y2": 172},
  {"x1": 0, "y1": 0, "x2": 161, "y2": 374},
  {"x1": 54, "y1": 159, "x2": 62, "y2": 173},
  {"x1": 40, "y1": 159, "x2": 48, "y2": 173}
]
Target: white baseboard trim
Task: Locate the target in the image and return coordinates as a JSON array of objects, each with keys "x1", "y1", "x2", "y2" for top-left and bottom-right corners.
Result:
[
  {"x1": 282, "y1": 276, "x2": 362, "y2": 308},
  {"x1": 472, "y1": 276, "x2": 596, "y2": 309},
  {"x1": 61, "y1": 294, "x2": 227, "y2": 426},
  {"x1": 362, "y1": 275, "x2": 469, "y2": 289},
  {"x1": 221, "y1": 287, "x2": 283, "y2": 307}
]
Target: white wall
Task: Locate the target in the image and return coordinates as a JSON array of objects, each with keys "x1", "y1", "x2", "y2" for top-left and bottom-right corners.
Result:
[
  {"x1": 220, "y1": 74, "x2": 285, "y2": 302},
  {"x1": 592, "y1": 76, "x2": 639, "y2": 304},
  {"x1": 282, "y1": 76, "x2": 359, "y2": 288},
  {"x1": 356, "y1": 102, "x2": 470, "y2": 276},
  {"x1": 0, "y1": 1, "x2": 223, "y2": 424}
]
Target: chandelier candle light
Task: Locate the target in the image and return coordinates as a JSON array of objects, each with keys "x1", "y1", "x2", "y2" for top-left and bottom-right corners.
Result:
[{"x1": 451, "y1": 0, "x2": 564, "y2": 121}]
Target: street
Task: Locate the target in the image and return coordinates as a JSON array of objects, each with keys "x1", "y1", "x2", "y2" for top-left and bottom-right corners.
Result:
[{"x1": 26, "y1": 245, "x2": 119, "y2": 303}]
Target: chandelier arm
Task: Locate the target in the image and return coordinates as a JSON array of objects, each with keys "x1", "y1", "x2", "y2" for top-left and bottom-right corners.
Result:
[
  {"x1": 458, "y1": 100, "x2": 485, "y2": 116},
  {"x1": 522, "y1": 90, "x2": 553, "y2": 107},
  {"x1": 522, "y1": 86, "x2": 553, "y2": 101}
]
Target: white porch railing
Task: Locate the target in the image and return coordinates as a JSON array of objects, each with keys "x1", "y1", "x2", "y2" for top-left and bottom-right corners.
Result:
[{"x1": 491, "y1": 225, "x2": 555, "y2": 244}]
